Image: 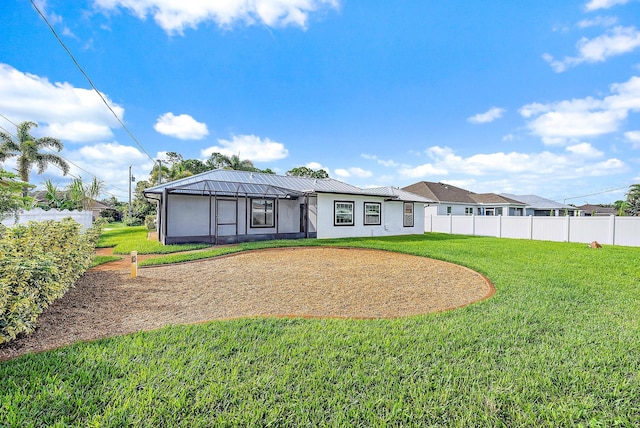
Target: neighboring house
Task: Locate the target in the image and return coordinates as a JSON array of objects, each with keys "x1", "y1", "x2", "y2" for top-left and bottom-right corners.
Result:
[
  {"x1": 577, "y1": 204, "x2": 617, "y2": 216},
  {"x1": 402, "y1": 181, "x2": 526, "y2": 216},
  {"x1": 31, "y1": 191, "x2": 108, "y2": 220},
  {"x1": 144, "y1": 169, "x2": 432, "y2": 245},
  {"x1": 501, "y1": 194, "x2": 580, "y2": 216}
]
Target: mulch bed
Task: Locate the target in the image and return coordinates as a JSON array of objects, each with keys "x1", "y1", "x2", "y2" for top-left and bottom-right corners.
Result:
[{"x1": 0, "y1": 247, "x2": 494, "y2": 362}]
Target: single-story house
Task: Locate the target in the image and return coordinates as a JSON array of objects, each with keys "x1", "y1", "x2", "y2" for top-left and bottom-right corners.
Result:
[
  {"x1": 402, "y1": 181, "x2": 526, "y2": 216},
  {"x1": 31, "y1": 191, "x2": 109, "y2": 220},
  {"x1": 576, "y1": 204, "x2": 617, "y2": 216},
  {"x1": 500, "y1": 194, "x2": 580, "y2": 216},
  {"x1": 143, "y1": 169, "x2": 432, "y2": 245}
]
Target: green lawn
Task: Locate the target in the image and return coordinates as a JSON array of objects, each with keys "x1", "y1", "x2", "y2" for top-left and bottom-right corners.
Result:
[
  {"x1": 2, "y1": 234, "x2": 639, "y2": 426},
  {"x1": 96, "y1": 225, "x2": 211, "y2": 255}
]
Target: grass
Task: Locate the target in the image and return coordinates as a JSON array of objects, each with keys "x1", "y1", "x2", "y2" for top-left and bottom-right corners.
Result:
[
  {"x1": 96, "y1": 225, "x2": 210, "y2": 255},
  {"x1": 91, "y1": 255, "x2": 122, "y2": 267},
  {"x1": 2, "y1": 233, "x2": 640, "y2": 426}
]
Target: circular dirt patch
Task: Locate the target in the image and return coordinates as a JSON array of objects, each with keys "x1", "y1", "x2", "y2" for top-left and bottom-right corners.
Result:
[{"x1": 0, "y1": 247, "x2": 494, "y2": 361}]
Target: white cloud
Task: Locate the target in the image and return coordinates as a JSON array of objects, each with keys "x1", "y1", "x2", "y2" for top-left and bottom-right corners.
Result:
[
  {"x1": 577, "y1": 16, "x2": 617, "y2": 28},
  {"x1": 585, "y1": 0, "x2": 629, "y2": 11},
  {"x1": 545, "y1": 26, "x2": 640, "y2": 72},
  {"x1": 93, "y1": 0, "x2": 340, "y2": 34},
  {"x1": 65, "y1": 142, "x2": 154, "y2": 198},
  {"x1": 467, "y1": 107, "x2": 505, "y2": 124},
  {"x1": 304, "y1": 161, "x2": 330, "y2": 174},
  {"x1": 334, "y1": 167, "x2": 372, "y2": 178},
  {"x1": 361, "y1": 153, "x2": 399, "y2": 167},
  {"x1": 520, "y1": 75, "x2": 640, "y2": 144},
  {"x1": 566, "y1": 142, "x2": 604, "y2": 157},
  {"x1": 200, "y1": 134, "x2": 289, "y2": 162},
  {"x1": 398, "y1": 145, "x2": 625, "y2": 180},
  {"x1": 625, "y1": 130, "x2": 640, "y2": 148},
  {"x1": 154, "y1": 112, "x2": 209, "y2": 140},
  {"x1": 0, "y1": 63, "x2": 122, "y2": 142}
]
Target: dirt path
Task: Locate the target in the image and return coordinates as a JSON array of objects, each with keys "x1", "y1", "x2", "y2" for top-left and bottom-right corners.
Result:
[{"x1": 0, "y1": 247, "x2": 494, "y2": 362}]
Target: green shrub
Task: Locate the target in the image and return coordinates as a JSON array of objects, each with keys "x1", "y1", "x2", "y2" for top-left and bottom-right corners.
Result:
[
  {"x1": 0, "y1": 218, "x2": 102, "y2": 344},
  {"x1": 124, "y1": 217, "x2": 143, "y2": 226},
  {"x1": 145, "y1": 214, "x2": 156, "y2": 231}
]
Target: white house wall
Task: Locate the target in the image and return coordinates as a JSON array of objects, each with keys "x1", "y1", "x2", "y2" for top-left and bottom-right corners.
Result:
[{"x1": 316, "y1": 193, "x2": 424, "y2": 239}]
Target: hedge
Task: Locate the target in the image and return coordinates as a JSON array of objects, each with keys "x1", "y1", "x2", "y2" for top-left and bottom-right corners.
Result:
[{"x1": 0, "y1": 218, "x2": 102, "y2": 344}]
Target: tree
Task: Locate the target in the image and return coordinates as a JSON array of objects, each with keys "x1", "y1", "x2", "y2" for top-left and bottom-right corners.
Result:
[
  {"x1": 286, "y1": 166, "x2": 329, "y2": 179},
  {"x1": 37, "y1": 177, "x2": 105, "y2": 211},
  {"x1": 0, "y1": 169, "x2": 33, "y2": 221},
  {"x1": 205, "y1": 152, "x2": 257, "y2": 172},
  {"x1": 614, "y1": 200, "x2": 627, "y2": 216},
  {"x1": 625, "y1": 184, "x2": 640, "y2": 216},
  {"x1": 0, "y1": 121, "x2": 70, "y2": 196}
]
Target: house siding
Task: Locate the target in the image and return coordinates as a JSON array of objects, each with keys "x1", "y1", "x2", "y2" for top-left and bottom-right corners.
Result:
[{"x1": 316, "y1": 193, "x2": 424, "y2": 239}]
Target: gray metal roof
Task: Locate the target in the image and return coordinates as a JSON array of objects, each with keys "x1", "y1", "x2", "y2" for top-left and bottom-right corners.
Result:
[
  {"x1": 144, "y1": 169, "x2": 426, "y2": 201},
  {"x1": 500, "y1": 194, "x2": 576, "y2": 210},
  {"x1": 361, "y1": 186, "x2": 434, "y2": 203}
]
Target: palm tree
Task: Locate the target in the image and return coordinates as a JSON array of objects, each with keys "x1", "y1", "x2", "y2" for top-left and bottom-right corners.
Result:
[
  {"x1": 625, "y1": 184, "x2": 640, "y2": 216},
  {"x1": 0, "y1": 121, "x2": 70, "y2": 196},
  {"x1": 205, "y1": 152, "x2": 256, "y2": 172}
]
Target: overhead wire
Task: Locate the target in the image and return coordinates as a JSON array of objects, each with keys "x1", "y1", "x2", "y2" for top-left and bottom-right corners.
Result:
[{"x1": 29, "y1": 0, "x2": 157, "y2": 166}]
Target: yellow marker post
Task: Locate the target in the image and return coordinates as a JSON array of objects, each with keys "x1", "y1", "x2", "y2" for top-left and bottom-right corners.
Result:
[{"x1": 131, "y1": 251, "x2": 138, "y2": 278}]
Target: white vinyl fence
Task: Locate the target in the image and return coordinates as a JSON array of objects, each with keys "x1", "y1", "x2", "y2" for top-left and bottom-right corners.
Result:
[
  {"x1": 426, "y1": 215, "x2": 640, "y2": 247},
  {"x1": 1, "y1": 208, "x2": 93, "y2": 230}
]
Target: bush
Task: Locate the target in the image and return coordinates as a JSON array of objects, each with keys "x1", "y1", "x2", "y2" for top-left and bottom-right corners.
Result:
[
  {"x1": 0, "y1": 218, "x2": 102, "y2": 344},
  {"x1": 124, "y1": 217, "x2": 144, "y2": 226},
  {"x1": 145, "y1": 215, "x2": 156, "y2": 231}
]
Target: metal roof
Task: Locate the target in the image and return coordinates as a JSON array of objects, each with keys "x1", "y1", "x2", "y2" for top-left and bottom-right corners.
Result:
[
  {"x1": 361, "y1": 186, "x2": 434, "y2": 203},
  {"x1": 143, "y1": 169, "x2": 430, "y2": 201},
  {"x1": 500, "y1": 194, "x2": 576, "y2": 210}
]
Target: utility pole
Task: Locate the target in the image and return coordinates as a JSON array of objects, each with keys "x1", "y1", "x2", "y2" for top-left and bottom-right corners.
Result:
[{"x1": 128, "y1": 166, "x2": 133, "y2": 219}]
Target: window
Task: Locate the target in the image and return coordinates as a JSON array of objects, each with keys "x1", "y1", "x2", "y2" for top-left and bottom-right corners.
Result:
[
  {"x1": 334, "y1": 201, "x2": 354, "y2": 226},
  {"x1": 251, "y1": 199, "x2": 274, "y2": 228},
  {"x1": 364, "y1": 202, "x2": 381, "y2": 225},
  {"x1": 446, "y1": 206, "x2": 452, "y2": 215},
  {"x1": 403, "y1": 202, "x2": 414, "y2": 227},
  {"x1": 465, "y1": 207, "x2": 474, "y2": 216}
]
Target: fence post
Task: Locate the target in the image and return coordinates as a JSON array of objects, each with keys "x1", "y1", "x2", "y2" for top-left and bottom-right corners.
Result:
[
  {"x1": 566, "y1": 215, "x2": 571, "y2": 243},
  {"x1": 610, "y1": 215, "x2": 616, "y2": 246},
  {"x1": 529, "y1": 215, "x2": 534, "y2": 240}
]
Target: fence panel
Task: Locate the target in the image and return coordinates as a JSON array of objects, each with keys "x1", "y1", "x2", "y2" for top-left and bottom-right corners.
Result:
[
  {"x1": 569, "y1": 216, "x2": 612, "y2": 245},
  {"x1": 501, "y1": 216, "x2": 531, "y2": 239},
  {"x1": 614, "y1": 217, "x2": 640, "y2": 247},
  {"x1": 430, "y1": 215, "x2": 451, "y2": 233},
  {"x1": 1, "y1": 208, "x2": 93, "y2": 230},
  {"x1": 425, "y1": 214, "x2": 640, "y2": 247},
  {"x1": 451, "y1": 216, "x2": 474, "y2": 235},
  {"x1": 475, "y1": 216, "x2": 501, "y2": 237}
]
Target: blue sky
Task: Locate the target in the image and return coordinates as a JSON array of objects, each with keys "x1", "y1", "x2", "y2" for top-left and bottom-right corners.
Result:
[{"x1": 1, "y1": 0, "x2": 639, "y2": 204}]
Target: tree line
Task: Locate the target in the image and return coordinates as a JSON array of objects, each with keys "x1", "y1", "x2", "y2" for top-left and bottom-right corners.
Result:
[{"x1": 1, "y1": 120, "x2": 640, "y2": 223}]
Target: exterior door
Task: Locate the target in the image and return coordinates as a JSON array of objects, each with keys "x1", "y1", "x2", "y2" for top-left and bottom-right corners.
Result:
[{"x1": 216, "y1": 198, "x2": 237, "y2": 241}]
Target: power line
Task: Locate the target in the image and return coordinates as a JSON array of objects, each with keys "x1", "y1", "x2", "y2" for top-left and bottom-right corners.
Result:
[
  {"x1": 29, "y1": 0, "x2": 157, "y2": 166},
  {"x1": 0, "y1": 113, "x2": 17, "y2": 127},
  {"x1": 563, "y1": 186, "x2": 628, "y2": 204}
]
